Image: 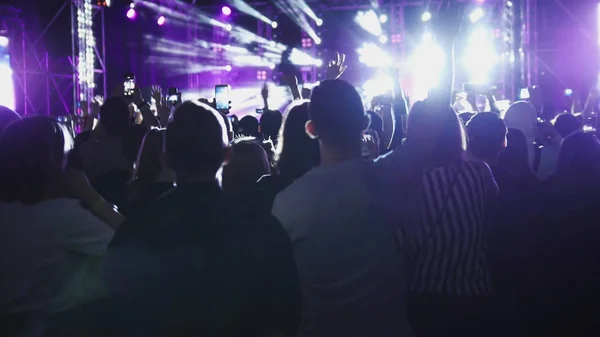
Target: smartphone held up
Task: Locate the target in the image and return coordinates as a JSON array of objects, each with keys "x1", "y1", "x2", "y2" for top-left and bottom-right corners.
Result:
[
  {"x1": 215, "y1": 84, "x2": 230, "y2": 111},
  {"x1": 124, "y1": 73, "x2": 135, "y2": 97}
]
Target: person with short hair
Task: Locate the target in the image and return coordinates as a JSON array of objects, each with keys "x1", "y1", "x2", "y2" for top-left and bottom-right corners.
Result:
[
  {"x1": 222, "y1": 136, "x2": 271, "y2": 198},
  {"x1": 466, "y1": 112, "x2": 507, "y2": 165},
  {"x1": 260, "y1": 109, "x2": 283, "y2": 144},
  {"x1": 99, "y1": 101, "x2": 301, "y2": 337},
  {"x1": 273, "y1": 80, "x2": 412, "y2": 337},
  {"x1": 553, "y1": 113, "x2": 581, "y2": 138}
]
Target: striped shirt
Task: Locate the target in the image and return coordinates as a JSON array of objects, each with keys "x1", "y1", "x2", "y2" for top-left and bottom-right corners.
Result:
[{"x1": 406, "y1": 160, "x2": 498, "y2": 297}]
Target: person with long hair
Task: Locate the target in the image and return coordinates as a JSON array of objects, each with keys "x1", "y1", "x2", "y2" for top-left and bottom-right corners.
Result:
[
  {"x1": 124, "y1": 128, "x2": 175, "y2": 215},
  {"x1": 222, "y1": 137, "x2": 271, "y2": 198},
  {"x1": 258, "y1": 100, "x2": 320, "y2": 209},
  {"x1": 0, "y1": 117, "x2": 121, "y2": 336}
]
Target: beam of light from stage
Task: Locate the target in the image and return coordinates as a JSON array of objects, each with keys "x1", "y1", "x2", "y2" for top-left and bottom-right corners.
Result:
[
  {"x1": 357, "y1": 42, "x2": 391, "y2": 68},
  {"x1": 135, "y1": 0, "x2": 231, "y2": 30},
  {"x1": 272, "y1": 0, "x2": 321, "y2": 44},
  {"x1": 230, "y1": 0, "x2": 276, "y2": 27},
  {"x1": 0, "y1": 37, "x2": 15, "y2": 111},
  {"x1": 411, "y1": 34, "x2": 446, "y2": 101},
  {"x1": 229, "y1": 26, "x2": 288, "y2": 54},
  {"x1": 362, "y1": 74, "x2": 393, "y2": 99},
  {"x1": 287, "y1": 0, "x2": 319, "y2": 23},
  {"x1": 289, "y1": 48, "x2": 322, "y2": 67},
  {"x1": 463, "y1": 27, "x2": 497, "y2": 84},
  {"x1": 355, "y1": 10, "x2": 382, "y2": 37}
]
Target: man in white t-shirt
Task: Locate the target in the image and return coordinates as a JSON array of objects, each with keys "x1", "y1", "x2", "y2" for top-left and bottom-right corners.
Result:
[{"x1": 273, "y1": 80, "x2": 413, "y2": 337}]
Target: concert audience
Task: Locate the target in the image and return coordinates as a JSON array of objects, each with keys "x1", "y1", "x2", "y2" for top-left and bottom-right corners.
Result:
[
  {"x1": 94, "y1": 101, "x2": 301, "y2": 337},
  {"x1": 6, "y1": 1, "x2": 600, "y2": 336}
]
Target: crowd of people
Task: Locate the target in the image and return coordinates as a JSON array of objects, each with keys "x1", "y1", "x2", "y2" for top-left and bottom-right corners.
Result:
[{"x1": 2, "y1": 1, "x2": 600, "y2": 336}]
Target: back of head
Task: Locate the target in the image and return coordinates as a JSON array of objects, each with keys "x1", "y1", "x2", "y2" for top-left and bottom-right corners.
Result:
[
  {"x1": 222, "y1": 137, "x2": 270, "y2": 196},
  {"x1": 0, "y1": 116, "x2": 73, "y2": 204},
  {"x1": 309, "y1": 80, "x2": 365, "y2": 149},
  {"x1": 133, "y1": 128, "x2": 166, "y2": 185},
  {"x1": 405, "y1": 99, "x2": 466, "y2": 168},
  {"x1": 276, "y1": 100, "x2": 320, "y2": 180},
  {"x1": 100, "y1": 97, "x2": 130, "y2": 137},
  {"x1": 0, "y1": 106, "x2": 21, "y2": 136},
  {"x1": 238, "y1": 115, "x2": 260, "y2": 138},
  {"x1": 260, "y1": 109, "x2": 283, "y2": 140},
  {"x1": 458, "y1": 111, "x2": 476, "y2": 125},
  {"x1": 503, "y1": 101, "x2": 537, "y2": 142},
  {"x1": 466, "y1": 112, "x2": 507, "y2": 161},
  {"x1": 556, "y1": 131, "x2": 600, "y2": 182},
  {"x1": 166, "y1": 101, "x2": 228, "y2": 178},
  {"x1": 497, "y1": 128, "x2": 534, "y2": 180},
  {"x1": 553, "y1": 113, "x2": 580, "y2": 138}
]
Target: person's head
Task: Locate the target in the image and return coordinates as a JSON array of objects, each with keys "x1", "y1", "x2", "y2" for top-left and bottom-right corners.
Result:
[
  {"x1": 405, "y1": 99, "x2": 466, "y2": 168},
  {"x1": 260, "y1": 109, "x2": 283, "y2": 141},
  {"x1": 238, "y1": 115, "x2": 260, "y2": 138},
  {"x1": 100, "y1": 97, "x2": 131, "y2": 136},
  {"x1": 0, "y1": 116, "x2": 73, "y2": 204},
  {"x1": 556, "y1": 131, "x2": 600, "y2": 182},
  {"x1": 222, "y1": 137, "x2": 271, "y2": 196},
  {"x1": 307, "y1": 80, "x2": 367, "y2": 157},
  {"x1": 166, "y1": 101, "x2": 229, "y2": 181},
  {"x1": 276, "y1": 100, "x2": 320, "y2": 180},
  {"x1": 132, "y1": 128, "x2": 167, "y2": 185},
  {"x1": 466, "y1": 112, "x2": 507, "y2": 163},
  {"x1": 458, "y1": 111, "x2": 476, "y2": 125},
  {"x1": 0, "y1": 105, "x2": 20, "y2": 136},
  {"x1": 497, "y1": 128, "x2": 535, "y2": 180},
  {"x1": 553, "y1": 113, "x2": 581, "y2": 138},
  {"x1": 503, "y1": 101, "x2": 537, "y2": 144}
]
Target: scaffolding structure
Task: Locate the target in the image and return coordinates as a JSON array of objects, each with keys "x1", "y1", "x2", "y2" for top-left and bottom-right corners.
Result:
[{"x1": 1, "y1": 1, "x2": 105, "y2": 117}]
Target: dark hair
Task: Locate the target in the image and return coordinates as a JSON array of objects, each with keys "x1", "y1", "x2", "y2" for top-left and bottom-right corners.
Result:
[
  {"x1": 222, "y1": 137, "x2": 271, "y2": 196},
  {"x1": 0, "y1": 116, "x2": 73, "y2": 204},
  {"x1": 0, "y1": 105, "x2": 21, "y2": 135},
  {"x1": 275, "y1": 101, "x2": 320, "y2": 181},
  {"x1": 458, "y1": 111, "x2": 476, "y2": 125},
  {"x1": 466, "y1": 112, "x2": 507, "y2": 160},
  {"x1": 100, "y1": 97, "x2": 130, "y2": 136},
  {"x1": 309, "y1": 80, "x2": 366, "y2": 148},
  {"x1": 238, "y1": 115, "x2": 260, "y2": 138},
  {"x1": 556, "y1": 131, "x2": 600, "y2": 181},
  {"x1": 166, "y1": 101, "x2": 228, "y2": 176},
  {"x1": 497, "y1": 128, "x2": 536, "y2": 181},
  {"x1": 405, "y1": 100, "x2": 466, "y2": 168},
  {"x1": 553, "y1": 113, "x2": 581, "y2": 138},
  {"x1": 260, "y1": 109, "x2": 283, "y2": 141},
  {"x1": 132, "y1": 128, "x2": 165, "y2": 185}
]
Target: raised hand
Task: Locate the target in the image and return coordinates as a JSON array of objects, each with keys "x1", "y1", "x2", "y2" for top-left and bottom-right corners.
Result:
[
  {"x1": 261, "y1": 83, "x2": 269, "y2": 101},
  {"x1": 282, "y1": 73, "x2": 301, "y2": 100},
  {"x1": 435, "y1": 0, "x2": 466, "y2": 43},
  {"x1": 326, "y1": 52, "x2": 347, "y2": 80},
  {"x1": 151, "y1": 85, "x2": 163, "y2": 105}
]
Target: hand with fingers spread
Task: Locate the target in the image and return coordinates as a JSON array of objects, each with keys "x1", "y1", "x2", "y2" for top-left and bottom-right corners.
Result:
[
  {"x1": 151, "y1": 85, "x2": 163, "y2": 105},
  {"x1": 326, "y1": 52, "x2": 347, "y2": 80}
]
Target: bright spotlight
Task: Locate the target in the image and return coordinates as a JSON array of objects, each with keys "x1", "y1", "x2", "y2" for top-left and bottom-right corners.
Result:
[
  {"x1": 225, "y1": 24, "x2": 232, "y2": 31},
  {"x1": 314, "y1": 37, "x2": 322, "y2": 45},
  {"x1": 357, "y1": 42, "x2": 392, "y2": 68},
  {"x1": 421, "y1": 11, "x2": 432, "y2": 22},
  {"x1": 316, "y1": 59, "x2": 323, "y2": 67},
  {"x1": 469, "y1": 8, "x2": 484, "y2": 23},
  {"x1": 222, "y1": 6, "x2": 232, "y2": 16},
  {"x1": 412, "y1": 41, "x2": 445, "y2": 100},
  {"x1": 225, "y1": 65, "x2": 232, "y2": 72},
  {"x1": 126, "y1": 8, "x2": 136, "y2": 19},
  {"x1": 362, "y1": 75, "x2": 393, "y2": 97},
  {"x1": 355, "y1": 10, "x2": 382, "y2": 36},
  {"x1": 316, "y1": 18, "x2": 323, "y2": 26},
  {"x1": 463, "y1": 27, "x2": 498, "y2": 84},
  {"x1": 289, "y1": 48, "x2": 322, "y2": 67},
  {"x1": 271, "y1": 21, "x2": 278, "y2": 29},
  {"x1": 129, "y1": 2, "x2": 135, "y2": 8},
  {"x1": 379, "y1": 14, "x2": 388, "y2": 23},
  {"x1": 379, "y1": 35, "x2": 388, "y2": 44},
  {"x1": 422, "y1": 31, "x2": 433, "y2": 42},
  {"x1": 157, "y1": 16, "x2": 166, "y2": 26},
  {"x1": 268, "y1": 63, "x2": 276, "y2": 70},
  {"x1": 565, "y1": 88, "x2": 573, "y2": 96},
  {"x1": 0, "y1": 38, "x2": 15, "y2": 110}
]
